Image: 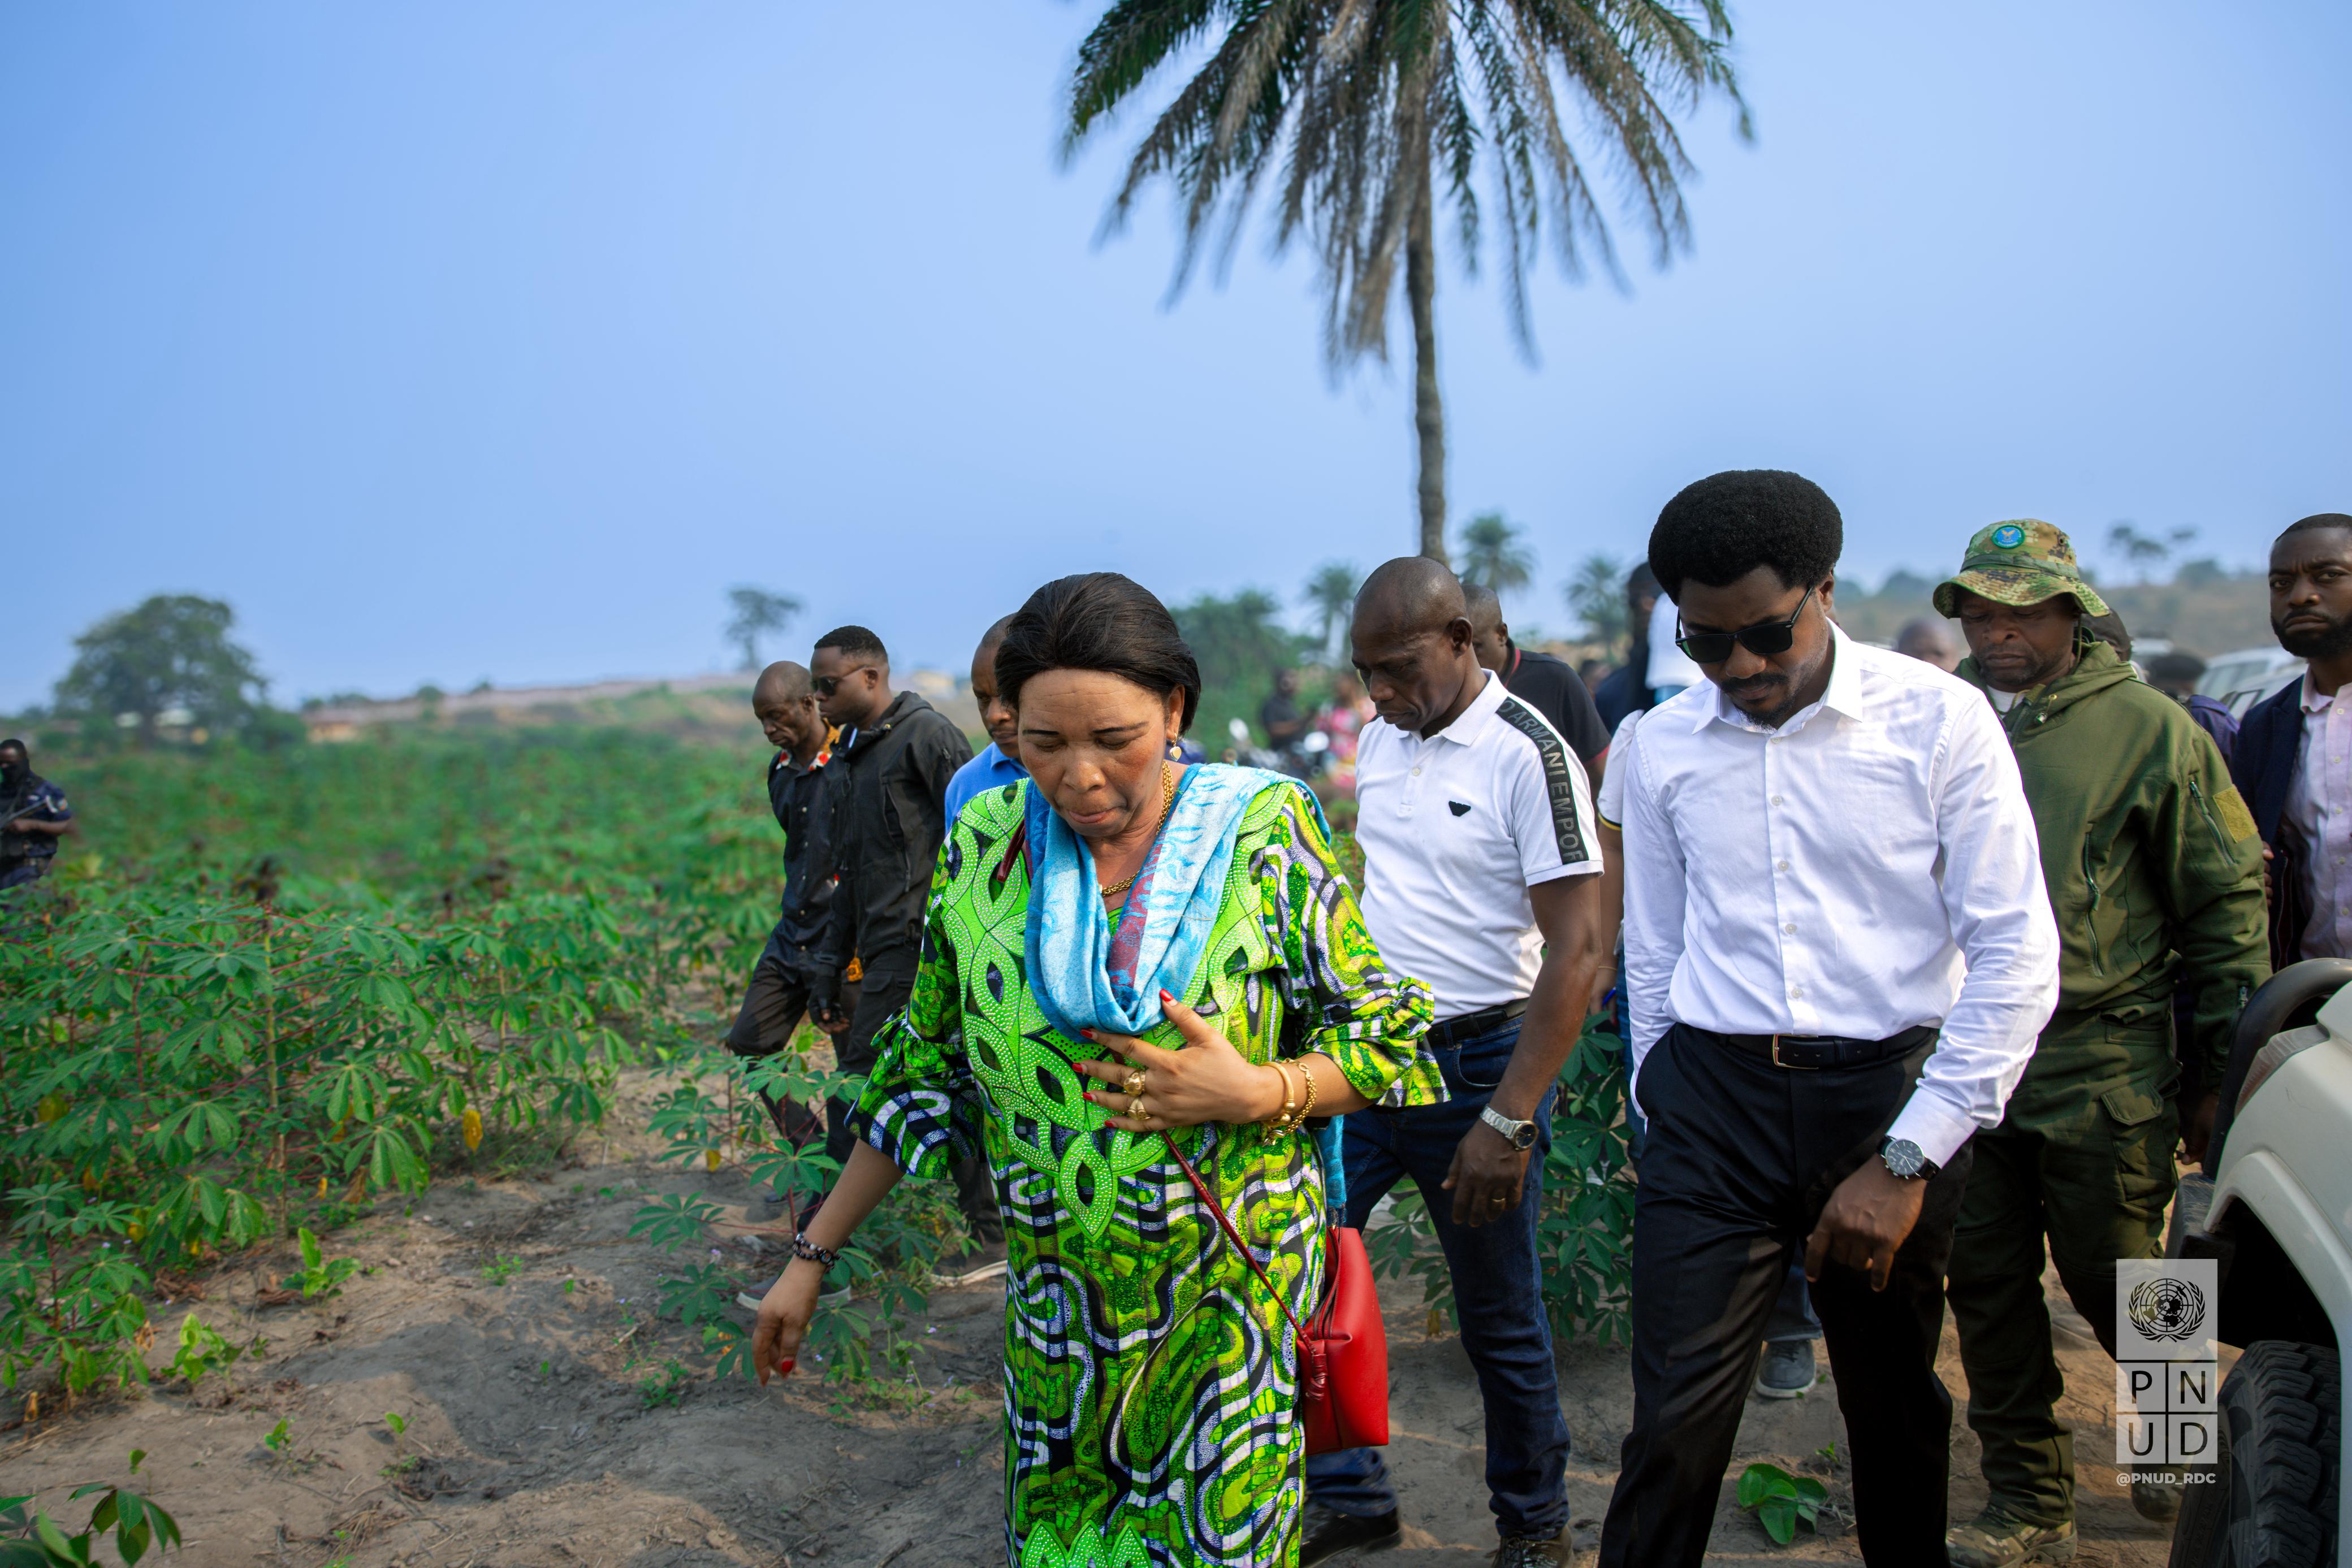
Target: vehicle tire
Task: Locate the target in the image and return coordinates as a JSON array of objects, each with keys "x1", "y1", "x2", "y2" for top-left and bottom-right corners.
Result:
[{"x1": 2169, "y1": 1340, "x2": 2340, "y2": 1567}]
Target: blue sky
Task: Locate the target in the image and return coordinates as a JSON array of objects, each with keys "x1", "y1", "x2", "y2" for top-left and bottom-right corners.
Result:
[{"x1": 3, "y1": 1, "x2": 2346, "y2": 708}]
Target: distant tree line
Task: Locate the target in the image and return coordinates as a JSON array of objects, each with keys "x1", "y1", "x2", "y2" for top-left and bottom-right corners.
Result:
[{"x1": 20, "y1": 594, "x2": 304, "y2": 751}]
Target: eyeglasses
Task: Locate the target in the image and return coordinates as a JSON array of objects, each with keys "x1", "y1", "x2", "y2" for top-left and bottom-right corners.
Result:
[
  {"x1": 812, "y1": 665, "x2": 876, "y2": 698},
  {"x1": 1675, "y1": 584, "x2": 1817, "y2": 664}
]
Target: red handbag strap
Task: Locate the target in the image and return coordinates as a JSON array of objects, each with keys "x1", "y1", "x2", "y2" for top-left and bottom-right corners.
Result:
[{"x1": 1160, "y1": 1129, "x2": 1315, "y2": 1347}]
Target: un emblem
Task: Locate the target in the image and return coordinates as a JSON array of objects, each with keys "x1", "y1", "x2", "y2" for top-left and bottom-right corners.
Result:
[
  {"x1": 1991, "y1": 524, "x2": 2026, "y2": 549},
  {"x1": 2128, "y1": 1276, "x2": 2207, "y2": 1342}
]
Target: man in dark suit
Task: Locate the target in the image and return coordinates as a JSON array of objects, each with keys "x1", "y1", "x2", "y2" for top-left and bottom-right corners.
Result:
[{"x1": 2232, "y1": 513, "x2": 2352, "y2": 968}]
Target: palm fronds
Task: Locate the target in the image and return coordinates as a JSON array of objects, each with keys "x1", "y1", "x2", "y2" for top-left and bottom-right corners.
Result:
[{"x1": 1066, "y1": 0, "x2": 1748, "y2": 369}]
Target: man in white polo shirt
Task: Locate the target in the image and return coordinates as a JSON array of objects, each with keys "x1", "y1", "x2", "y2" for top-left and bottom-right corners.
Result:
[{"x1": 1302, "y1": 557, "x2": 1606, "y2": 1568}]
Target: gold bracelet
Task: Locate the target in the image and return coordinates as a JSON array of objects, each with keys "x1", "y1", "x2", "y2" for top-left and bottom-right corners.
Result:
[
  {"x1": 1264, "y1": 1061, "x2": 1299, "y2": 1130},
  {"x1": 1292, "y1": 1060, "x2": 1320, "y2": 1128}
]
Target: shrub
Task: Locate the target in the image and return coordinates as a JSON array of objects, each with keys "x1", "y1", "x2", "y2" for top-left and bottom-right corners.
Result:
[{"x1": 0, "y1": 735, "x2": 777, "y2": 1405}]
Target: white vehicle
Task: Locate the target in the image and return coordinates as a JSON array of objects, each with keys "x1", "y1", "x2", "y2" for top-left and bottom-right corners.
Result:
[
  {"x1": 2198, "y1": 646, "x2": 2303, "y2": 717},
  {"x1": 2171, "y1": 958, "x2": 2352, "y2": 1565}
]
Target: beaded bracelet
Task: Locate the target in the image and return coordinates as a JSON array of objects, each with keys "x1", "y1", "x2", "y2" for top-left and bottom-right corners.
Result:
[{"x1": 791, "y1": 1232, "x2": 841, "y2": 1269}]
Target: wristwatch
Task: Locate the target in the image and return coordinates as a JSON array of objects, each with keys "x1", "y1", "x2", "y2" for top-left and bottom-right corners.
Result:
[
  {"x1": 1480, "y1": 1105, "x2": 1540, "y2": 1151},
  {"x1": 1879, "y1": 1136, "x2": 1942, "y2": 1183}
]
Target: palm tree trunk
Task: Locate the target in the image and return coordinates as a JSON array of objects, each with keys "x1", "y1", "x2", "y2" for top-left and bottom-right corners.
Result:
[{"x1": 1406, "y1": 163, "x2": 1446, "y2": 563}]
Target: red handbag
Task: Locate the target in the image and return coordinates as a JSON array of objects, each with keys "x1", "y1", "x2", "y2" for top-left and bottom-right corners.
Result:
[{"x1": 1161, "y1": 1130, "x2": 1389, "y2": 1453}]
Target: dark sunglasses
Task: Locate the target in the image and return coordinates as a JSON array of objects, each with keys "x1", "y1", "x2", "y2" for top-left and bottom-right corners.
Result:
[
  {"x1": 1675, "y1": 583, "x2": 1817, "y2": 664},
  {"x1": 812, "y1": 664, "x2": 876, "y2": 698}
]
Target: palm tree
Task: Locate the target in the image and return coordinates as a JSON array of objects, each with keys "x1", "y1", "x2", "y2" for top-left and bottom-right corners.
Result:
[
  {"x1": 1065, "y1": 2, "x2": 1745, "y2": 561},
  {"x1": 724, "y1": 586, "x2": 803, "y2": 671},
  {"x1": 1456, "y1": 512, "x2": 1534, "y2": 594},
  {"x1": 2107, "y1": 521, "x2": 2199, "y2": 583},
  {"x1": 1562, "y1": 552, "x2": 1629, "y2": 650},
  {"x1": 1300, "y1": 560, "x2": 1363, "y2": 660}
]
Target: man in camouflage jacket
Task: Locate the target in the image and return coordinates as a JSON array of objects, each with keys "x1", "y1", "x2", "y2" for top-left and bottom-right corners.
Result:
[{"x1": 1934, "y1": 521, "x2": 2268, "y2": 1565}]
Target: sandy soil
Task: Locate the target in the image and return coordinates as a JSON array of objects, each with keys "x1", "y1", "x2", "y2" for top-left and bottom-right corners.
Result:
[{"x1": 0, "y1": 1077, "x2": 2183, "y2": 1566}]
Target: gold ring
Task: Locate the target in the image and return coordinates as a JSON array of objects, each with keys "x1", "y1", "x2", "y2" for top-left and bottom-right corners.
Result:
[
  {"x1": 1121, "y1": 1068, "x2": 1147, "y2": 1099},
  {"x1": 1127, "y1": 1094, "x2": 1147, "y2": 1119}
]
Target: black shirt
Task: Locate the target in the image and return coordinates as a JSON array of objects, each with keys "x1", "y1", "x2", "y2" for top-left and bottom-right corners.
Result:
[
  {"x1": 1592, "y1": 662, "x2": 1648, "y2": 733},
  {"x1": 1259, "y1": 691, "x2": 1304, "y2": 743},
  {"x1": 0, "y1": 772, "x2": 71, "y2": 862},
  {"x1": 1501, "y1": 645, "x2": 1609, "y2": 764},
  {"x1": 767, "y1": 751, "x2": 837, "y2": 953}
]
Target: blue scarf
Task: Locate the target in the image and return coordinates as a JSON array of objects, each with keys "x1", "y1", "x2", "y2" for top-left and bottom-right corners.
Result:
[
  {"x1": 1024, "y1": 763, "x2": 1316, "y2": 1042},
  {"x1": 1023, "y1": 765, "x2": 1347, "y2": 1210}
]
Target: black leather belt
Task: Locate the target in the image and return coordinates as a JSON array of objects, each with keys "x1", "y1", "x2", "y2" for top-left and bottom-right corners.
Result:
[
  {"x1": 1426, "y1": 999, "x2": 1529, "y2": 1050},
  {"x1": 1701, "y1": 1023, "x2": 1938, "y2": 1071}
]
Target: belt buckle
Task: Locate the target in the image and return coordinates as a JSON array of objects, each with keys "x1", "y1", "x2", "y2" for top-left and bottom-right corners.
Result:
[{"x1": 1769, "y1": 1034, "x2": 1819, "y2": 1071}]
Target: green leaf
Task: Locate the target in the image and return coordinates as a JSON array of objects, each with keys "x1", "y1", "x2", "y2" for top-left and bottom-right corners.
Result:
[
  {"x1": 1758, "y1": 1494, "x2": 1797, "y2": 1544},
  {"x1": 1735, "y1": 1462, "x2": 1779, "y2": 1508}
]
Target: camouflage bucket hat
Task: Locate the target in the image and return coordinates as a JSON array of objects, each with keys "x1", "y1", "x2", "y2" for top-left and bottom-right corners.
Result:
[{"x1": 1932, "y1": 519, "x2": 2112, "y2": 618}]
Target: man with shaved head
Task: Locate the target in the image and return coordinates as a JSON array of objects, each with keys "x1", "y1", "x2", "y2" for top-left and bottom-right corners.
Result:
[
  {"x1": 1894, "y1": 616, "x2": 1964, "y2": 673},
  {"x1": 1464, "y1": 582, "x2": 1611, "y2": 784},
  {"x1": 725, "y1": 661, "x2": 846, "y2": 1244},
  {"x1": 1303, "y1": 557, "x2": 1606, "y2": 1567},
  {"x1": 944, "y1": 615, "x2": 1026, "y2": 824}
]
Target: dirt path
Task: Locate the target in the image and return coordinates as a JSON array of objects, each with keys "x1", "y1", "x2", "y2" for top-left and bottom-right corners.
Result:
[{"x1": 0, "y1": 1081, "x2": 2181, "y2": 1566}]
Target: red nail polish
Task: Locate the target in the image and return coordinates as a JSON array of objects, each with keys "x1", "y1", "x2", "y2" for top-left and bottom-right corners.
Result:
[
  {"x1": 1159, "y1": 989, "x2": 1175, "y2": 1006},
  {"x1": 1079, "y1": 1028, "x2": 1096, "y2": 1041}
]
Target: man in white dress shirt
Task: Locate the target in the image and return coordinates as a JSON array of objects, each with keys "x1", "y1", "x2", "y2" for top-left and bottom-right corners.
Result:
[{"x1": 1598, "y1": 471, "x2": 2060, "y2": 1567}]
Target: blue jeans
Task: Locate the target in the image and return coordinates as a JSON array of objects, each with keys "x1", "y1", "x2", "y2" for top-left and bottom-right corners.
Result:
[{"x1": 1304, "y1": 1017, "x2": 1571, "y2": 1539}]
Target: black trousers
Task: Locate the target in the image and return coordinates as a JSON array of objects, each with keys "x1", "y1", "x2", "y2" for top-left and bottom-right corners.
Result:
[
  {"x1": 1599, "y1": 1024, "x2": 1972, "y2": 1568},
  {"x1": 723, "y1": 935, "x2": 843, "y2": 1145},
  {"x1": 826, "y1": 957, "x2": 1001, "y2": 1245}
]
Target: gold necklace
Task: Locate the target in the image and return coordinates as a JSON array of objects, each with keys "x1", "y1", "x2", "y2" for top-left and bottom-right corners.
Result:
[{"x1": 1100, "y1": 763, "x2": 1176, "y2": 900}]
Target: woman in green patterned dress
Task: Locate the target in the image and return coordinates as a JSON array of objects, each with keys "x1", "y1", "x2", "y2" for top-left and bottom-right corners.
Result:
[{"x1": 755, "y1": 573, "x2": 1441, "y2": 1568}]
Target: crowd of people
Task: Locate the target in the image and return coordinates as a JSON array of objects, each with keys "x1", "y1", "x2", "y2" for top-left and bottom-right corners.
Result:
[
  {"x1": 708, "y1": 482, "x2": 2352, "y2": 1568},
  {"x1": 5, "y1": 456, "x2": 2341, "y2": 1565}
]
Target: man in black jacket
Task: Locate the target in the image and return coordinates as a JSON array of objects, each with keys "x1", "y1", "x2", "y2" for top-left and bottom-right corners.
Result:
[
  {"x1": 724, "y1": 664, "x2": 843, "y2": 1182},
  {"x1": 2232, "y1": 513, "x2": 2352, "y2": 968},
  {"x1": 807, "y1": 626, "x2": 1003, "y2": 1276}
]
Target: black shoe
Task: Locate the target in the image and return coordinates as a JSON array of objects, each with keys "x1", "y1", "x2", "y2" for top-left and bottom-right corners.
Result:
[
  {"x1": 1300, "y1": 1502, "x2": 1401, "y2": 1566},
  {"x1": 1753, "y1": 1339, "x2": 1818, "y2": 1399},
  {"x1": 1490, "y1": 1532, "x2": 1570, "y2": 1567}
]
